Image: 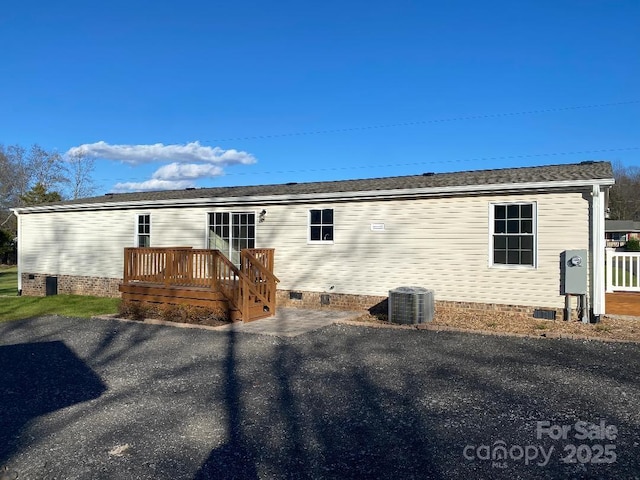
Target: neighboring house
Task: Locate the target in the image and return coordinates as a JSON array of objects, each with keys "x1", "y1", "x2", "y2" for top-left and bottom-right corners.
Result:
[
  {"x1": 605, "y1": 220, "x2": 640, "y2": 248},
  {"x1": 12, "y1": 161, "x2": 614, "y2": 320}
]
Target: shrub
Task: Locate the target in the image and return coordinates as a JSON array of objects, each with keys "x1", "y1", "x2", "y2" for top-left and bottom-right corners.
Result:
[
  {"x1": 118, "y1": 301, "x2": 230, "y2": 326},
  {"x1": 626, "y1": 237, "x2": 640, "y2": 251},
  {"x1": 160, "y1": 303, "x2": 229, "y2": 326},
  {"x1": 118, "y1": 300, "x2": 156, "y2": 321}
]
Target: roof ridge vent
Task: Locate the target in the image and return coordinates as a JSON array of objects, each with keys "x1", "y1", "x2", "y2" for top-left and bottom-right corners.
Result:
[
  {"x1": 286, "y1": 182, "x2": 298, "y2": 185},
  {"x1": 579, "y1": 160, "x2": 596, "y2": 165},
  {"x1": 422, "y1": 172, "x2": 435, "y2": 177}
]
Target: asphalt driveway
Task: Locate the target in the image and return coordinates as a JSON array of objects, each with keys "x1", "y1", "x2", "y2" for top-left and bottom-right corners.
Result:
[{"x1": 1, "y1": 316, "x2": 639, "y2": 479}]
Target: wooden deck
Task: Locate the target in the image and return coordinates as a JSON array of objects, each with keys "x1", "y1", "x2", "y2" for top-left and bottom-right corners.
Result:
[
  {"x1": 606, "y1": 292, "x2": 640, "y2": 317},
  {"x1": 119, "y1": 247, "x2": 278, "y2": 322}
]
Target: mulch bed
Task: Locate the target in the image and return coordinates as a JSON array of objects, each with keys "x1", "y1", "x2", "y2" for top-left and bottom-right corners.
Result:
[{"x1": 349, "y1": 307, "x2": 640, "y2": 342}]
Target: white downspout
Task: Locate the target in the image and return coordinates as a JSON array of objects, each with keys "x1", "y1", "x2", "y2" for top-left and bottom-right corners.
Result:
[{"x1": 591, "y1": 185, "x2": 606, "y2": 319}]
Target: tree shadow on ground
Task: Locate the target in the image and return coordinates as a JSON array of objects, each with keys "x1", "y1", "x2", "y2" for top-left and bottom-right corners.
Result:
[
  {"x1": 194, "y1": 328, "x2": 258, "y2": 479},
  {"x1": 193, "y1": 326, "x2": 640, "y2": 479},
  {"x1": 0, "y1": 341, "x2": 107, "y2": 467},
  {"x1": 194, "y1": 328, "x2": 444, "y2": 479}
]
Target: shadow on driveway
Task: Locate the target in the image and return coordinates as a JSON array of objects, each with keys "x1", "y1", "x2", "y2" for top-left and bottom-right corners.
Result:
[{"x1": 0, "y1": 341, "x2": 107, "y2": 466}]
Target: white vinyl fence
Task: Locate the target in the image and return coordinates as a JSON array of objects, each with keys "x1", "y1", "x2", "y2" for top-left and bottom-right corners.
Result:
[{"x1": 606, "y1": 248, "x2": 640, "y2": 292}]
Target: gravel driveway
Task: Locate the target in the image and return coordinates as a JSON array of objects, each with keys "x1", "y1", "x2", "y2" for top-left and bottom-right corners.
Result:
[{"x1": 1, "y1": 316, "x2": 639, "y2": 479}]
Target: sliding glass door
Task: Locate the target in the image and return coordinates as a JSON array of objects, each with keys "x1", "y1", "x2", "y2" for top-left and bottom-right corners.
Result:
[{"x1": 208, "y1": 212, "x2": 255, "y2": 265}]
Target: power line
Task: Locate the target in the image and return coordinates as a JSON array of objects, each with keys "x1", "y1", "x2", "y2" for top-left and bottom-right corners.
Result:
[
  {"x1": 93, "y1": 146, "x2": 639, "y2": 184},
  {"x1": 223, "y1": 146, "x2": 640, "y2": 176},
  {"x1": 206, "y1": 100, "x2": 640, "y2": 143}
]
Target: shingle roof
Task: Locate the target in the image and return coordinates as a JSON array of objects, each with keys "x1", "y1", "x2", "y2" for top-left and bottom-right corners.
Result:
[
  {"x1": 605, "y1": 220, "x2": 640, "y2": 232},
  {"x1": 27, "y1": 160, "x2": 615, "y2": 208}
]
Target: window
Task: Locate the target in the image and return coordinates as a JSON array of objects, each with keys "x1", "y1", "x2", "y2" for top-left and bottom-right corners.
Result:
[
  {"x1": 137, "y1": 214, "x2": 151, "y2": 247},
  {"x1": 309, "y1": 208, "x2": 334, "y2": 242},
  {"x1": 491, "y1": 203, "x2": 535, "y2": 266}
]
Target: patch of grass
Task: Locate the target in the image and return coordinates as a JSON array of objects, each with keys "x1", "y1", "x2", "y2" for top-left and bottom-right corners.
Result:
[
  {"x1": 0, "y1": 266, "x2": 18, "y2": 296},
  {"x1": 609, "y1": 264, "x2": 639, "y2": 288},
  {"x1": 0, "y1": 295, "x2": 119, "y2": 322},
  {"x1": 534, "y1": 323, "x2": 549, "y2": 330}
]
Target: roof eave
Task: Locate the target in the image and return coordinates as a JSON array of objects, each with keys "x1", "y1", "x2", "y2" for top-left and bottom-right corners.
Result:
[{"x1": 12, "y1": 177, "x2": 615, "y2": 213}]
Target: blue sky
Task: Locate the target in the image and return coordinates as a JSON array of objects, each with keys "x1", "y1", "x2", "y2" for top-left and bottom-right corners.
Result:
[{"x1": 1, "y1": 0, "x2": 639, "y2": 194}]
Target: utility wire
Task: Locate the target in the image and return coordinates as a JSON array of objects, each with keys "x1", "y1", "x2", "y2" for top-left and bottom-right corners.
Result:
[
  {"x1": 222, "y1": 146, "x2": 640, "y2": 176},
  {"x1": 98, "y1": 146, "x2": 639, "y2": 182},
  {"x1": 206, "y1": 100, "x2": 640, "y2": 143}
]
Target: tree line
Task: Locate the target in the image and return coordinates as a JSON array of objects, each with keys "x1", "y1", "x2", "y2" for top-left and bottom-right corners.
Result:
[
  {"x1": 608, "y1": 161, "x2": 640, "y2": 222},
  {"x1": 0, "y1": 143, "x2": 96, "y2": 263}
]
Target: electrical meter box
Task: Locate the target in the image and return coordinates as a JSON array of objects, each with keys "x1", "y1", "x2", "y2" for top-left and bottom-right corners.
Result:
[{"x1": 561, "y1": 249, "x2": 588, "y2": 295}]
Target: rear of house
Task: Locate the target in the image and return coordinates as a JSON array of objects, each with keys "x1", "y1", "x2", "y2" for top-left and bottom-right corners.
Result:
[{"x1": 13, "y1": 161, "x2": 614, "y2": 320}]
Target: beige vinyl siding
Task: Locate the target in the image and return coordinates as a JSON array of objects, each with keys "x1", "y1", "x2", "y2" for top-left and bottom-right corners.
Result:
[
  {"x1": 257, "y1": 191, "x2": 589, "y2": 309},
  {"x1": 21, "y1": 210, "x2": 133, "y2": 278},
  {"x1": 20, "y1": 190, "x2": 589, "y2": 308},
  {"x1": 19, "y1": 208, "x2": 210, "y2": 278}
]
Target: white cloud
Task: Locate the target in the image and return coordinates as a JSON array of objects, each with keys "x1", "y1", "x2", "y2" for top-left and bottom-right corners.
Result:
[
  {"x1": 66, "y1": 141, "x2": 256, "y2": 166},
  {"x1": 112, "y1": 179, "x2": 195, "y2": 193},
  {"x1": 67, "y1": 140, "x2": 258, "y2": 193},
  {"x1": 152, "y1": 162, "x2": 224, "y2": 181}
]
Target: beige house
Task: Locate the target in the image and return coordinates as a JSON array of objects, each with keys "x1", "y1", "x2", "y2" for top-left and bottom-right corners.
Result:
[{"x1": 13, "y1": 161, "x2": 614, "y2": 320}]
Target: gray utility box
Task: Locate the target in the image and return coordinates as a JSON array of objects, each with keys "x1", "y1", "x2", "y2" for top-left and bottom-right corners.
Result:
[{"x1": 561, "y1": 249, "x2": 588, "y2": 295}]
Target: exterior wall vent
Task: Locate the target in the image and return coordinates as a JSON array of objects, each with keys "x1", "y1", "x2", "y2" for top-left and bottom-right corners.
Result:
[
  {"x1": 388, "y1": 287, "x2": 434, "y2": 324},
  {"x1": 533, "y1": 309, "x2": 556, "y2": 320}
]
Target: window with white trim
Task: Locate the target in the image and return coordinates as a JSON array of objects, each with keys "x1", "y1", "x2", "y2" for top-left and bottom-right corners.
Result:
[
  {"x1": 137, "y1": 214, "x2": 151, "y2": 247},
  {"x1": 491, "y1": 203, "x2": 535, "y2": 266},
  {"x1": 309, "y1": 208, "x2": 334, "y2": 243}
]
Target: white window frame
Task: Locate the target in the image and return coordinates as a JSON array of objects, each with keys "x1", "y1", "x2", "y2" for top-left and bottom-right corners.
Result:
[
  {"x1": 308, "y1": 208, "x2": 334, "y2": 244},
  {"x1": 489, "y1": 201, "x2": 537, "y2": 269},
  {"x1": 136, "y1": 213, "x2": 151, "y2": 247}
]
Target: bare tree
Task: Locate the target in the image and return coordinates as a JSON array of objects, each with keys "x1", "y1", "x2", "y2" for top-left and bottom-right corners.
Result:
[
  {"x1": 0, "y1": 143, "x2": 74, "y2": 240},
  {"x1": 27, "y1": 144, "x2": 67, "y2": 192},
  {"x1": 0, "y1": 145, "x2": 29, "y2": 207},
  {"x1": 65, "y1": 151, "x2": 97, "y2": 199},
  {"x1": 609, "y1": 161, "x2": 640, "y2": 221}
]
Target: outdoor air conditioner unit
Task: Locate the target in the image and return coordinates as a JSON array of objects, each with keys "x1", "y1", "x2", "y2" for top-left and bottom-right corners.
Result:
[{"x1": 388, "y1": 286, "x2": 434, "y2": 324}]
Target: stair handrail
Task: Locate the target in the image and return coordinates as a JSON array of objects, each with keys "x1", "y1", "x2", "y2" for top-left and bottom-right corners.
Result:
[
  {"x1": 213, "y1": 251, "x2": 273, "y2": 319},
  {"x1": 241, "y1": 249, "x2": 280, "y2": 284}
]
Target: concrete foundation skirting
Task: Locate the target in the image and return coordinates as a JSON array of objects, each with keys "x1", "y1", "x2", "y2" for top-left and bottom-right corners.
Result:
[{"x1": 21, "y1": 273, "x2": 122, "y2": 297}]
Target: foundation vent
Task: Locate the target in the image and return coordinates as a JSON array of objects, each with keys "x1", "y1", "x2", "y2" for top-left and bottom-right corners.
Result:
[{"x1": 533, "y1": 309, "x2": 557, "y2": 320}]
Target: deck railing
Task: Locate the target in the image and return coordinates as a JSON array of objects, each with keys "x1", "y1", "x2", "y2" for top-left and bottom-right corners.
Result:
[
  {"x1": 122, "y1": 247, "x2": 278, "y2": 320},
  {"x1": 606, "y1": 248, "x2": 640, "y2": 292},
  {"x1": 123, "y1": 247, "x2": 217, "y2": 288}
]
